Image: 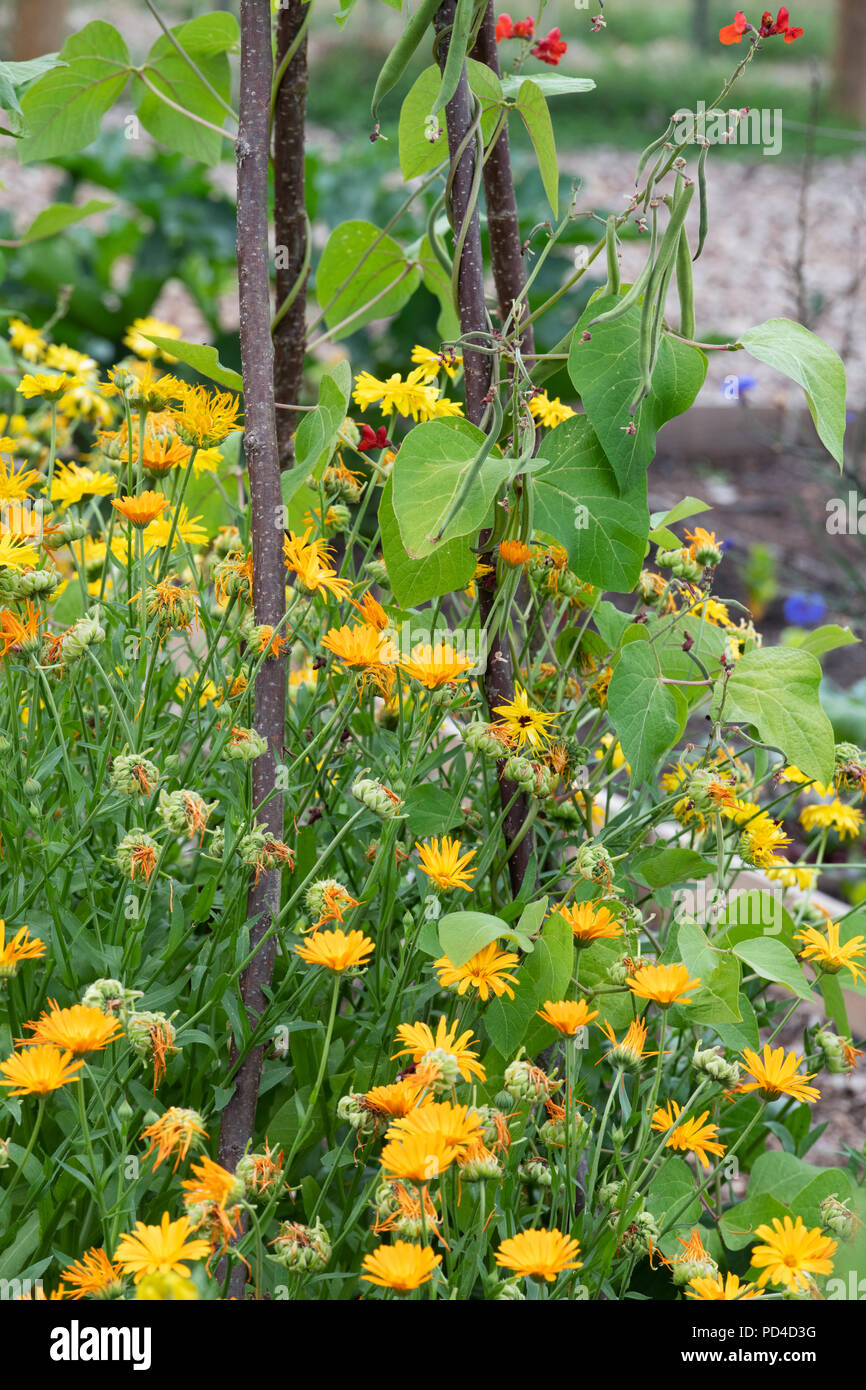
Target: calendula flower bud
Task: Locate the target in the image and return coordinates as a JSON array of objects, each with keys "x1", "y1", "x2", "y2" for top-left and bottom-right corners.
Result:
[
  {"x1": 819, "y1": 1194, "x2": 859, "y2": 1242},
  {"x1": 336, "y1": 418, "x2": 360, "y2": 449},
  {"x1": 493, "y1": 1090, "x2": 514, "y2": 1114},
  {"x1": 692, "y1": 1044, "x2": 740, "y2": 1088},
  {"x1": 365, "y1": 557, "x2": 390, "y2": 586},
  {"x1": 573, "y1": 840, "x2": 615, "y2": 887},
  {"x1": 17, "y1": 566, "x2": 60, "y2": 597},
  {"x1": 469, "y1": 1105, "x2": 503, "y2": 1148},
  {"x1": 463, "y1": 719, "x2": 504, "y2": 760},
  {"x1": 213, "y1": 552, "x2": 253, "y2": 605},
  {"x1": 672, "y1": 1246, "x2": 717, "y2": 1286},
  {"x1": 110, "y1": 367, "x2": 137, "y2": 393},
  {"x1": 503, "y1": 755, "x2": 537, "y2": 792},
  {"x1": 205, "y1": 826, "x2": 226, "y2": 861},
  {"x1": 224, "y1": 727, "x2": 268, "y2": 762},
  {"x1": 136, "y1": 1272, "x2": 198, "y2": 1301},
  {"x1": 23, "y1": 777, "x2": 39, "y2": 798},
  {"x1": 834, "y1": 741, "x2": 861, "y2": 767},
  {"x1": 519, "y1": 1157, "x2": 553, "y2": 1187},
  {"x1": 270, "y1": 1218, "x2": 331, "y2": 1274},
  {"x1": 115, "y1": 828, "x2": 160, "y2": 883},
  {"x1": 493, "y1": 1278, "x2": 526, "y2": 1301},
  {"x1": 555, "y1": 569, "x2": 584, "y2": 601},
  {"x1": 637, "y1": 570, "x2": 668, "y2": 606},
  {"x1": 238, "y1": 828, "x2": 295, "y2": 882},
  {"x1": 116, "y1": 1098, "x2": 134, "y2": 1123},
  {"x1": 547, "y1": 798, "x2": 583, "y2": 823},
  {"x1": 656, "y1": 547, "x2": 682, "y2": 570},
  {"x1": 80, "y1": 977, "x2": 143, "y2": 1023},
  {"x1": 59, "y1": 612, "x2": 106, "y2": 664},
  {"x1": 422, "y1": 1047, "x2": 462, "y2": 1090},
  {"x1": 110, "y1": 753, "x2": 160, "y2": 798},
  {"x1": 598, "y1": 1178, "x2": 624, "y2": 1207},
  {"x1": 616, "y1": 1210, "x2": 660, "y2": 1258},
  {"x1": 375, "y1": 1182, "x2": 401, "y2": 1220},
  {"x1": 815, "y1": 1027, "x2": 851, "y2": 1074},
  {"x1": 538, "y1": 1110, "x2": 590, "y2": 1149},
  {"x1": 157, "y1": 789, "x2": 215, "y2": 840},
  {"x1": 460, "y1": 1147, "x2": 503, "y2": 1181},
  {"x1": 127, "y1": 1010, "x2": 178, "y2": 1079},
  {"x1": 305, "y1": 878, "x2": 350, "y2": 922},
  {"x1": 352, "y1": 774, "x2": 404, "y2": 819},
  {"x1": 504, "y1": 1057, "x2": 552, "y2": 1102},
  {"x1": 336, "y1": 1092, "x2": 378, "y2": 1134},
  {"x1": 0, "y1": 1137, "x2": 10, "y2": 1169}
]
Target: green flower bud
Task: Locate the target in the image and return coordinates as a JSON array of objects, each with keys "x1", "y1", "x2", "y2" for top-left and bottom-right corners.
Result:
[
  {"x1": 270, "y1": 1218, "x2": 331, "y2": 1274},
  {"x1": 352, "y1": 774, "x2": 403, "y2": 819},
  {"x1": 519, "y1": 1157, "x2": 552, "y2": 1187},
  {"x1": 503, "y1": 755, "x2": 536, "y2": 792},
  {"x1": 80, "y1": 978, "x2": 143, "y2": 1024},
  {"x1": 463, "y1": 719, "x2": 505, "y2": 760},
  {"x1": 110, "y1": 753, "x2": 160, "y2": 798},
  {"x1": 59, "y1": 611, "x2": 105, "y2": 664},
  {"x1": 115, "y1": 828, "x2": 160, "y2": 882},
  {"x1": 493, "y1": 1278, "x2": 526, "y2": 1300},
  {"x1": 336, "y1": 1092, "x2": 377, "y2": 1134},
  {"x1": 224, "y1": 727, "x2": 268, "y2": 762},
  {"x1": 459, "y1": 1148, "x2": 502, "y2": 1181},
  {"x1": 157, "y1": 789, "x2": 215, "y2": 838},
  {"x1": 615, "y1": 1209, "x2": 659, "y2": 1258},
  {"x1": 17, "y1": 566, "x2": 60, "y2": 596},
  {"x1": 819, "y1": 1194, "x2": 859, "y2": 1242},
  {"x1": 692, "y1": 1044, "x2": 740, "y2": 1088},
  {"x1": 504, "y1": 1057, "x2": 551, "y2": 1102},
  {"x1": 598, "y1": 1178, "x2": 624, "y2": 1207}
]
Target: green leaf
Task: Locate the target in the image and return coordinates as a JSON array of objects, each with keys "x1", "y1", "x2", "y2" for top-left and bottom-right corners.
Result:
[
  {"x1": 501, "y1": 74, "x2": 595, "y2": 99},
  {"x1": 718, "y1": 647, "x2": 835, "y2": 784},
  {"x1": 17, "y1": 198, "x2": 114, "y2": 245},
  {"x1": 532, "y1": 416, "x2": 649, "y2": 592},
  {"x1": 143, "y1": 336, "x2": 243, "y2": 392},
  {"x1": 646, "y1": 1155, "x2": 701, "y2": 1227},
  {"x1": 818, "y1": 972, "x2": 850, "y2": 1037},
  {"x1": 732, "y1": 936, "x2": 814, "y2": 1001},
  {"x1": 568, "y1": 294, "x2": 707, "y2": 491},
  {"x1": 713, "y1": 991, "x2": 760, "y2": 1052},
  {"x1": 720, "y1": 1192, "x2": 790, "y2": 1250},
  {"x1": 789, "y1": 624, "x2": 859, "y2": 660},
  {"x1": 648, "y1": 495, "x2": 711, "y2": 546},
  {"x1": 0, "y1": 54, "x2": 65, "y2": 135},
  {"x1": 391, "y1": 418, "x2": 510, "y2": 558},
  {"x1": 677, "y1": 922, "x2": 741, "y2": 1024},
  {"x1": 293, "y1": 361, "x2": 351, "y2": 474},
  {"x1": 379, "y1": 477, "x2": 476, "y2": 607},
  {"x1": 398, "y1": 60, "x2": 503, "y2": 180},
  {"x1": 629, "y1": 847, "x2": 714, "y2": 889},
  {"x1": 485, "y1": 912, "x2": 572, "y2": 1057},
  {"x1": 516, "y1": 79, "x2": 558, "y2": 217},
  {"x1": 136, "y1": 14, "x2": 238, "y2": 166},
  {"x1": 607, "y1": 640, "x2": 688, "y2": 785},
  {"x1": 402, "y1": 786, "x2": 462, "y2": 839},
  {"x1": 416, "y1": 233, "x2": 459, "y2": 341},
  {"x1": 18, "y1": 22, "x2": 130, "y2": 163},
  {"x1": 316, "y1": 220, "x2": 420, "y2": 339},
  {"x1": 742, "y1": 318, "x2": 847, "y2": 468},
  {"x1": 438, "y1": 911, "x2": 535, "y2": 968}
]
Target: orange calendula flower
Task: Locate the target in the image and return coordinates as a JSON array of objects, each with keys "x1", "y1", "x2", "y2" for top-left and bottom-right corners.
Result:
[
  {"x1": 141, "y1": 1107, "x2": 208, "y2": 1171},
  {"x1": 392, "y1": 1017, "x2": 485, "y2": 1083},
  {"x1": 349, "y1": 590, "x2": 389, "y2": 629},
  {"x1": 555, "y1": 900, "x2": 623, "y2": 947},
  {"x1": 363, "y1": 1077, "x2": 435, "y2": 1119},
  {"x1": 141, "y1": 433, "x2": 191, "y2": 475},
  {"x1": 495, "y1": 1228, "x2": 582, "y2": 1281},
  {"x1": 18, "y1": 1000, "x2": 123, "y2": 1054},
  {"x1": 498, "y1": 539, "x2": 532, "y2": 566},
  {"x1": 386, "y1": 1101, "x2": 483, "y2": 1152},
  {"x1": 181, "y1": 1154, "x2": 243, "y2": 1210},
  {"x1": 796, "y1": 920, "x2": 866, "y2": 985},
  {"x1": 536, "y1": 999, "x2": 599, "y2": 1036},
  {"x1": 397, "y1": 642, "x2": 474, "y2": 689},
  {"x1": 114, "y1": 1213, "x2": 211, "y2": 1283},
  {"x1": 434, "y1": 942, "x2": 520, "y2": 1001},
  {"x1": 0, "y1": 603, "x2": 43, "y2": 660},
  {"x1": 360, "y1": 1241, "x2": 441, "y2": 1292},
  {"x1": 0, "y1": 918, "x2": 45, "y2": 978},
  {"x1": 294, "y1": 928, "x2": 375, "y2": 974},
  {"x1": 738, "y1": 1044, "x2": 820, "y2": 1104},
  {"x1": 378, "y1": 1130, "x2": 461, "y2": 1182},
  {"x1": 627, "y1": 961, "x2": 701, "y2": 1009},
  {"x1": 598, "y1": 1018, "x2": 658, "y2": 1071},
  {"x1": 651, "y1": 1099, "x2": 726, "y2": 1169},
  {"x1": 284, "y1": 530, "x2": 352, "y2": 601},
  {"x1": 749, "y1": 1216, "x2": 836, "y2": 1292},
  {"x1": 321, "y1": 622, "x2": 395, "y2": 693},
  {"x1": 112, "y1": 491, "x2": 169, "y2": 528},
  {"x1": 0, "y1": 1044, "x2": 84, "y2": 1096},
  {"x1": 687, "y1": 1271, "x2": 764, "y2": 1300},
  {"x1": 416, "y1": 835, "x2": 477, "y2": 892},
  {"x1": 60, "y1": 1248, "x2": 124, "y2": 1300}
]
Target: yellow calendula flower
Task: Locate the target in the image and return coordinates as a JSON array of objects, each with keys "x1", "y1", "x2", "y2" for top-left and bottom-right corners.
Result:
[
  {"x1": 284, "y1": 529, "x2": 352, "y2": 601},
  {"x1": 8, "y1": 318, "x2": 46, "y2": 363},
  {"x1": 686, "y1": 1272, "x2": 764, "y2": 1300},
  {"x1": 424, "y1": 395, "x2": 464, "y2": 419},
  {"x1": 627, "y1": 961, "x2": 701, "y2": 1009},
  {"x1": 800, "y1": 799, "x2": 863, "y2": 841},
  {"x1": 18, "y1": 1000, "x2": 123, "y2": 1054},
  {"x1": 536, "y1": 999, "x2": 599, "y2": 1036},
  {"x1": 739, "y1": 813, "x2": 791, "y2": 868},
  {"x1": 555, "y1": 900, "x2": 623, "y2": 947},
  {"x1": 60, "y1": 1248, "x2": 124, "y2": 1300},
  {"x1": 0, "y1": 1043, "x2": 84, "y2": 1096},
  {"x1": 392, "y1": 1017, "x2": 485, "y2": 1083},
  {"x1": 495, "y1": 1227, "x2": 582, "y2": 1281},
  {"x1": 651, "y1": 1099, "x2": 726, "y2": 1169},
  {"x1": 749, "y1": 1216, "x2": 836, "y2": 1292},
  {"x1": 434, "y1": 942, "x2": 521, "y2": 1001},
  {"x1": 361, "y1": 1241, "x2": 441, "y2": 1292},
  {"x1": 0, "y1": 534, "x2": 39, "y2": 570},
  {"x1": 690, "y1": 597, "x2": 731, "y2": 626},
  {"x1": 765, "y1": 860, "x2": 818, "y2": 891},
  {"x1": 17, "y1": 372, "x2": 84, "y2": 401},
  {"x1": 171, "y1": 383, "x2": 241, "y2": 448},
  {"x1": 123, "y1": 316, "x2": 182, "y2": 362},
  {"x1": 0, "y1": 919, "x2": 45, "y2": 978},
  {"x1": 397, "y1": 641, "x2": 474, "y2": 689},
  {"x1": 294, "y1": 928, "x2": 375, "y2": 974},
  {"x1": 416, "y1": 835, "x2": 477, "y2": 892},
  {"x1": 50, "y1": 462, "x2": 116, "y2": 508},
  {"x1": 410, "y1": 345, "x2": 461, "y2": 381},
  {"x1": 528, "y1": 392, "x2": 576, "y2": 429},
  {"x1": 492, "y1": 684, "x2": 558, "y2": 749},
  {"x1": 498, "y1": 539, "x2": 532, "y2": 566},
  {"x1": 738, "y1": 1044, "x2": 820, "y2": 1104},
  {"x1": 0, "y1": 455, "x2": 41, "y2": 502},
  {"x1": 140, "y1": 433, "x2": 191, "y2": 475},
  {"x1": 144, "y1": 504, "x2": 209, "y2": 550},
  {"x1": 796, "y1": 919, "x2": 866, "y2": 985},
  {"x1": 114, "y1": 1213, "x2": 211, "y2": 1283}
]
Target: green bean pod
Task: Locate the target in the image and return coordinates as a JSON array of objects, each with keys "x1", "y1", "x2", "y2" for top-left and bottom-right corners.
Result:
[
  {"x1": 430, "y1": 0, "x2": 475, "y2": 118},
  {"x1": 603, "y1": 215, "x2": 621, "y2": 297},
  {"x1": 676, "y1": 224, "x2": 696, "y2": 340},
  {"x1": 370, "y1": 0, "x2": 444, "y2": 125},
  {"x1": 694, "y1": 143, "x2": 710, "y2": 261}
]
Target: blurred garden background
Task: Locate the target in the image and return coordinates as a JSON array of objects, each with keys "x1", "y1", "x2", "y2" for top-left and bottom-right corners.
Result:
[{"x1": 2, "y1": 0, "x2": 865, "y2": 1157}]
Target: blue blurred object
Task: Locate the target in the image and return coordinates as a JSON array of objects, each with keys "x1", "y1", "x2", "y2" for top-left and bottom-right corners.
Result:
[{"x1": 783, "y1": 592, "x2": 827, "y2": 627}]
